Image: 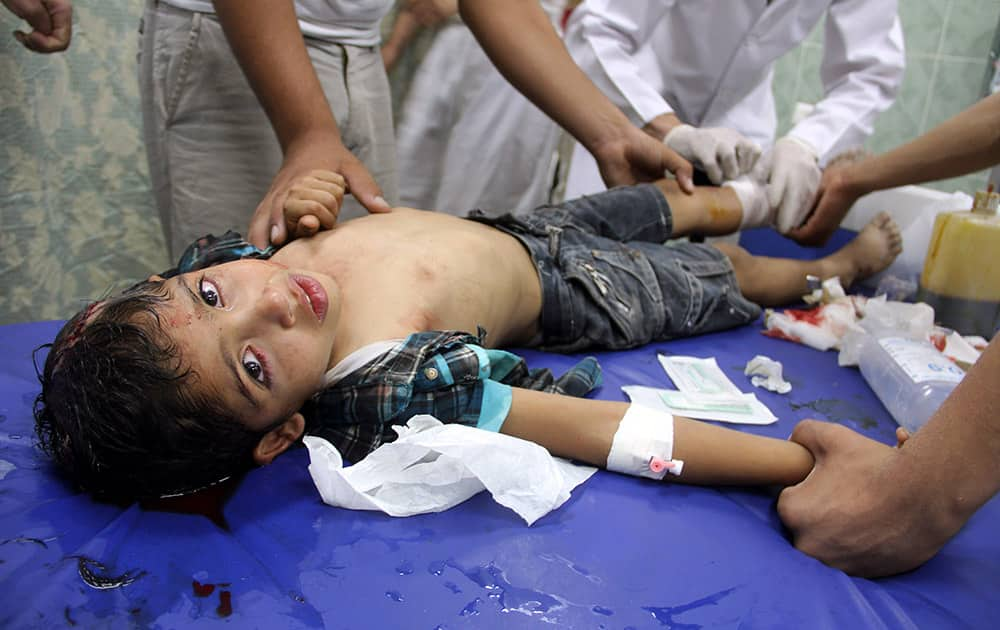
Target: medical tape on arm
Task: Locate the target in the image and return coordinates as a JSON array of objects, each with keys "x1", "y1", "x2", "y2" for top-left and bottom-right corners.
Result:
[{"x1": 606, "y1": 404, "x2": 684, "y2": 480}]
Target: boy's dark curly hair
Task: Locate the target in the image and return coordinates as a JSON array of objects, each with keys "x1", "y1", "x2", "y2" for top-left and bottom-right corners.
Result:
[{"x1": 33, "y1": 280, "x2": 273, "y2": 502}]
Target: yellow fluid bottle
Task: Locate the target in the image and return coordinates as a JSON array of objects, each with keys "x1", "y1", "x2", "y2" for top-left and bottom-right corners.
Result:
[{"x1": 918, "y1": 190, "x2": 1000, "y2": 337}]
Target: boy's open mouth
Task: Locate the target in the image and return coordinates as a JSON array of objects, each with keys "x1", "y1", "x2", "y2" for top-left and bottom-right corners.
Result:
[{"x1": 291, "y1": 275, "x2": 328, "y2": 323}]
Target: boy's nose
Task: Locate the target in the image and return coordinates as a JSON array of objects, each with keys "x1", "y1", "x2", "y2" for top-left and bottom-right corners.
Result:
[{"x1": 256, "y1": 285, "x2": 295, "y2": 328}]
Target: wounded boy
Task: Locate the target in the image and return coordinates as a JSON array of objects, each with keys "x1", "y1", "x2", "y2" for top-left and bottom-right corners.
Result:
[{"x1": 34, "y1": 174, "x2": 902, "y2": 501}]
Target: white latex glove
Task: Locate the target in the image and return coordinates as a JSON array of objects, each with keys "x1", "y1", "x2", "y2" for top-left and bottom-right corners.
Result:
[
  {"x1": 752, "y1": 136, "x2": 822, "y2": 234},
  {"x1": 664, "y1": 124, "x2": 762, "y2": 184}
]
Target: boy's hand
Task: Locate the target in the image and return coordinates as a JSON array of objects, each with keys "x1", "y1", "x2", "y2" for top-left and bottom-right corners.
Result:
[
  {"x1": 283, "y1": 170, "x2": 347, "y2": 240},
  {"x1": 247, "y1": 137, "x2": 391, "y2": 248},
  {"x1": 381, "y1": 40, "x2": 402, "y2": 73},
  {"x1": 4, "y1": 0, "x2": 72, "y2": 52}
]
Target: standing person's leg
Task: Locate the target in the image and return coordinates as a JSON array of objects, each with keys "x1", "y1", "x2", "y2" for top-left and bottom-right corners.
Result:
[
  {"x1": 139, "y1": 3, "x2": 282, "y2": 259},
  {"x1": 436, "y1": 32, "x2": 562, "y2": 217},
  {"x1": 396, "y1": 23, "x2": 472, "y2": 212},
  {"x1": 321, "y1": 43, "x2": 398, "y2": 221}
]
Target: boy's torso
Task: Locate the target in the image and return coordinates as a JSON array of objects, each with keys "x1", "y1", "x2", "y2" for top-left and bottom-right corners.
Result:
[{"x1": 273, "y1": 209, "x2": 543, "y2": 361}]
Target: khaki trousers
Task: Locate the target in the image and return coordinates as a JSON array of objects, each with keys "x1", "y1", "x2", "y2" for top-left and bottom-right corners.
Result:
[{"x1": 139, "y1": 1, "x2": 398, "y2": 257}]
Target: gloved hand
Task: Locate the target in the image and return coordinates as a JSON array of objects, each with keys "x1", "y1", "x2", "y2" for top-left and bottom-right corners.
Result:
[
  {"x1": 752, "y1": 136, "x2": 822, "y2": 234},
  {"x1": 664, "y1": 124, "x2": 761, "y2": 184}
]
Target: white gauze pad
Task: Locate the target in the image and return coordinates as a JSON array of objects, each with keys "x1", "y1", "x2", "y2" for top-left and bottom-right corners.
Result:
[
  {"x1": 606, "y1": 404, "x2": 684, "y2": 480},
  {"x1": 723, "y1": 178, "x2": 771, "y2": 229}
]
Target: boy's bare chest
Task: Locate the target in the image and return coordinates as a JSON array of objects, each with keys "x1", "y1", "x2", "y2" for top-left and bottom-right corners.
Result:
[{"x1": 274, "y1": 215, "x2": 542, "y2": 347}]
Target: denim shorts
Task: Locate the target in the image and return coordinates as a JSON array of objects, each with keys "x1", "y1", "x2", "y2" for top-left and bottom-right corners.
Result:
[{"x1": 469, "y1": 185, "x2": 762, "y2": 352}]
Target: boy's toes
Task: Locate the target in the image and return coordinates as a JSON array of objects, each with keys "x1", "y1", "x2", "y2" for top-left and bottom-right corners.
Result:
[{"x1": 885, "y1": 224, "x2": 903, "y2": 253}]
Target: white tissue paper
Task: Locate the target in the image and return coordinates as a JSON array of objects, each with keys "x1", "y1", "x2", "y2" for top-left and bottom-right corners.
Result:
[
  {"x1": 837, "y1": 297, "x2": 935, "y2": 366},
  {"x1": 764, "y1": 300, "x2": 860, "y2": 351},
  {"x1": 743, "y1": 355, "x2": 792, "y2": 394},
  {"x1": 940, "y1": 331, "x2": 984, "y2": 367},
  {"x1": 304, "y1": 416, "x2": 597, "y2": 526}
]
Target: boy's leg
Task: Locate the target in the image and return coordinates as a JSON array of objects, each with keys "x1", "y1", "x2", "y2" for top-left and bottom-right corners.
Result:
[
  {"x1": 530, "y1": 180, "x2": 748, "y2": 244},
  {"x1": 652, "y1": 179, "x2": 744, "y2": 237},
  {"x1": 715, "y1": 212, "x2": 903, "y2": 307}
]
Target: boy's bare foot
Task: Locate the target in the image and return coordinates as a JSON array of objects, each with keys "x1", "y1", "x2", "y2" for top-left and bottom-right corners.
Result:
[{"x1": 825, "y1": 212, "x2": 903, "y2": 286}]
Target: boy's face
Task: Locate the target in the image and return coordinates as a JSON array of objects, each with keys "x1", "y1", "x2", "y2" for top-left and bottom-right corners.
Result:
[{"x1": 156, "y1": 259, "x2": 341, "y2": 432}]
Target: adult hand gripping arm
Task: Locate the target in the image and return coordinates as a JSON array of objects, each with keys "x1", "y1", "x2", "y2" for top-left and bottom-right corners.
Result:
[
  {"x1": 791, "y1": 92, "x2": 1000, "y2": 245},
  {"x1": 211, "y1": 0, "x2": 391, "y2": 249},
  {"x1": 778, "y1": 335, "x2": 1000, "y2": 577}
]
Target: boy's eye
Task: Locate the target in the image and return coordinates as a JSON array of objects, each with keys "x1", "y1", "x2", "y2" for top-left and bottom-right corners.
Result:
[
  {"x1": 198, "y1": 278, "x2": 222, "y2": 307},
  {"x1": 242, "y1": 348, "x2": 266, "y2": 384}
]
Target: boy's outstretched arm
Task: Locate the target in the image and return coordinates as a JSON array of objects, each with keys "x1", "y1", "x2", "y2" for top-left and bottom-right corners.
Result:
[{"x1": 501, "y1": 388, "x2": 813, "y2": 487}]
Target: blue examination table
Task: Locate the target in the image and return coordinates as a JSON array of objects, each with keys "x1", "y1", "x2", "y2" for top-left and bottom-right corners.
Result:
[{"x1": 2, "y1": 230, "x2": 998, "y2": 628}]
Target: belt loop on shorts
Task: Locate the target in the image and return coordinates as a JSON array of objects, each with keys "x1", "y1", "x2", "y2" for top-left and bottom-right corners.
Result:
[{"x1": 546, "y1": 225, "x2": 562, "y2": 257}]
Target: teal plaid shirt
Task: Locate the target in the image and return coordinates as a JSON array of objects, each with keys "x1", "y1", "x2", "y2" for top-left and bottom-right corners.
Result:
[{"x1": 302, "y1": 329, "x2": 602, "y2": 463}]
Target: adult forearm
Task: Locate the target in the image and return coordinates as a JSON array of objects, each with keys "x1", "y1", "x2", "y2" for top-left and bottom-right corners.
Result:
[
  {"x1": 845, "y1": 93, "x2": 1000, "y2": 196},
  {"x1": 894, "y1": 336, "x2": 1000, "y2": 529},
  {"x1": 775, "y1": 337, "x2": 1000, "y2": 577},
  {"x1": 458, "y1": 0, "x2": 631, "y2": 154},
  {"x1": 212, "y1": 0, "x2": 343, "y2": 152}
]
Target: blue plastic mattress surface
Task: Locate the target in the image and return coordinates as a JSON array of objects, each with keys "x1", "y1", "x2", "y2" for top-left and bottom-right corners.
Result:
[{"x1": 2, "y1": 314, "x2": 998, "y2": 628}]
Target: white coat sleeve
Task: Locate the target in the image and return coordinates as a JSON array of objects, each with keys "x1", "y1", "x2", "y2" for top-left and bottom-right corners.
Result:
[
  {"x1": 787, "y1": 0, "x2": 905, "y2": 161},
  {"x1": 563, "y1": 0, "x2": 673, "y2": 128}
]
